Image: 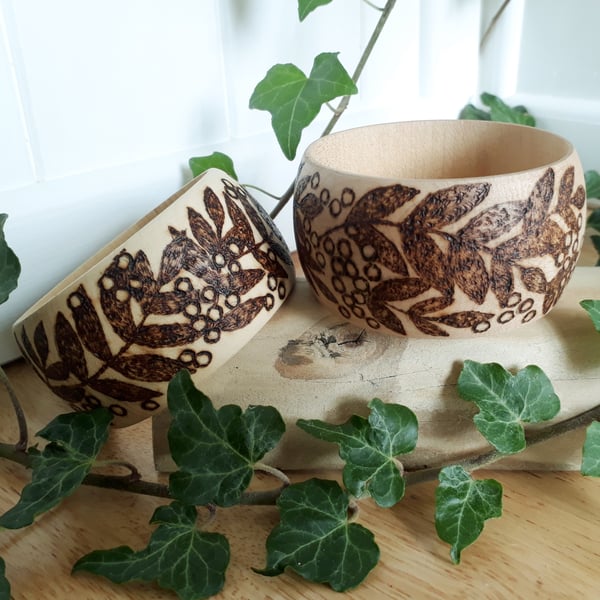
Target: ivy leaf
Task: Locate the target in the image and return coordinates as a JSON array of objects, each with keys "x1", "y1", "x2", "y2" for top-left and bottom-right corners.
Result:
[
  {"x1": 73, "y1": 501, "x2": 230, "y2": 600},
  {"x1": 0, "y1": 408, "x2": 112, "y2": 529},
  {"x1": 580, "y1": 300, "x2": 600, "y2": 332},
  {"x1": 588, "y1": 208, "x2": 600, "y2": 233},
  {"x1": 0, "y1": 558, "x2": 10, "y2": 600},
  {"x1": 457, "y1": 360, "x2": 560, "y2": 454},
  {"x1": 481, "y1": 92, "x2": 536, "y2": 126},
  {"x1": 581, "y1": 421, "x2": 600, "y2": 477},
  {"x1": 256, "y1": 478, "x2": 379, "y2": 591},
  {"x1": 458, "y1": 103, "x2": 491, "y2": 121},
  {"x1": 298, "y1": 0, "x2": 333, "y2": 21},
  {"x1": 435, "y1": 465, "x2": 503, "y2": 564},
  {"x1": 249, "y1": 52, "x2": 357, "y2": 160},
  {"x1": 167, "y1": 370, "x2": 285, "y2": 507},
  {"x1": 297, "y1": 399, "x2": 417, "y2": 507},
  {"x1": 585, "y1": 170, "x2": 600, "y2": 200},
  {"x1": 591, "y1": 235, "x2": 600, "y2": 264},
  {"x1": 0, "y1": 214, "x2": 21, "y2": 305},
  {"x1": 188, "y1": 152, "x2": 238, "y2": 180}
]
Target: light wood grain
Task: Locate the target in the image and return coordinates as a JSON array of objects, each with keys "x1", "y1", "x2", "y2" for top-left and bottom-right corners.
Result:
[
  {"x1": 154, "y1": 266, "x2": 600, "y2": 471},
  {"x1": 1, "y1": 360, "x2": 599, "y2": 599}
]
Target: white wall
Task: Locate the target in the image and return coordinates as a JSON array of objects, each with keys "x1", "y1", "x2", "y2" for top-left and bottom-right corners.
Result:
[
  {"x1": 479, "y1": 0, "x2": 600, "y2": 170},
  {"x1": 0, "y1": 0, "x2": 489, "y2": 363},
  {"x1": 4, "y1": 1, "x2": 600, "y2": 366}
]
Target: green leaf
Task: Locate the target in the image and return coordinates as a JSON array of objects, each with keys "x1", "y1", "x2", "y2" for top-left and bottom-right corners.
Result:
[
  {"x1": 458, "y1": 103, "x2": 491, "y2": 121},
  {"x1": 297, "y1": 399, "x2": 417, "y2": 507},
  {"x1": 189, "y1": 152, "x2": 238, "y2": 180},
  {"x1": 588, "y1": 208, "x2": 600, "y2": 232},
  {"x1": 0, "y1": 214, "x2": 21, "y2": 305},
  {"x1": 581, "y1": 421, "x2": 600, "y2": 476},
  {"x1": 457, "y1": 360, "x2": 560, "y2": 454},
  {"x1": 585, "y1": 170, "x2": 600, "y2": 200},
  {"x1": 580, "y1": 299, "x2": 600, "y2": 332},
  {"x1": 249, "y1": 52, "x2": 357, "y2": 160},
  {"x1": 0, "y1": 408, "x2": 112, "y2": 529},
  {"x1": 0, "y1": 558, "x2": 10, "y2": 600},
  {"x1": 298, "y1": 0, "x2": 333, "y2": 21},
  {"x1": 256, "y1": 478, "x2": 379, "y2": 591},
  {"x1": 167, "y1": 370, "x2": 285, "y2": 507},
  {"x1": 435, "y1": 465, "x2": 502, "y2": 564},
  {"x1": 480, "y1": 92, "x2": 536, "y2": 126},
  {"x1": 73, "y1": 501, "x2": 230, "y2": 600}
]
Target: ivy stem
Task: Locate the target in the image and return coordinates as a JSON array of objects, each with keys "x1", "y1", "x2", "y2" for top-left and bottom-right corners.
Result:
[
  {"x1": 347, "y1": 497, "x2": 360, "y2": 523},
  {"x1": 254, "y1": 462, "x2": 291, "y2": 487},
  {"x1": 404, "y1": 402, "x2": 600, "y2": 487},
  {"x1": 200, "y1": 503, "x2": 217, "y2": 529},
  {"x1": 242, "y1": 184, "x2": 283, "y2": 202},
  {"x1": 362, "y1": 0, "x2": 384, "y2": 11},
  {"x1": 268, "y1": 0, "x2": 397, "y2": 221},
  {"x1": 0, "y1": 366, "x2": 28, "y2": 452},
  {"x1": 320, "y1": 0, "x2": 397, "y2": 138},
  {"x1": 92, "y1": 460, "x2": 142, "y2": 482},
  {"x1": 2, "y1": 403, "x2": 597, "y2": 505}
]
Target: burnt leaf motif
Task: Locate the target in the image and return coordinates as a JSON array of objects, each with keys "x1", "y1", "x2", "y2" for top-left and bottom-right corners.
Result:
[
  {"x1": 296, "y1": 192, "x2": 324, "y2": 219},
  {"x1": 409, "y1": 316, "x2": 449, "y2": 337},
  {"x1": 50, "y1": 384, "x2": 85, "y2": 404},
  {"x1": 402, "y1": 233, "x2": 452, "y2": 292},
  {"x1": 33, "y1": 322, "x2": 49, "y2": 367},
  {"x1": 523, "y1": 168, "x2": 554, "y2": 231},
  {"x1": 308, "y1": 272, "x2": 338, "y2": 304},
  {"x1": 89, "y1": 378, "x2": 162, "y2": 403},
  {"x1": 448, "y1": 240, "x2": 489, "y2": 305},
  {"x1": 159, "y1": 232, "x2": 193, "y2": 287},
  {"x1": 253, "y1": 249, "x2": 290, "y2": 279},
  {"x1": 408, "y1": 295, "x2": 453, "y2": 316},
  {"x1": 45, "y1": 361, "x2": 70, "y2": 381},
  {"x1": 131, "y1": 251, "x2": 159, "y2": 308},
  {"x1": 294, "y1": 174, "x2": 311, "y2": 203},
  {"x1": 519, "y1": 266, "x2": 547, "y2": 294},
  {"x1": 55, "y1": 312, "x2": 88, "y2": 381},
  {"x1": 19, "y1": 326, "x2": 42, "y2": 371},
  {"x1": 490, "y1": 258, "x2": 515, "y2": 307},
  {"x1": 204, "y1": 187, "x2": 225, "y2": 237},
  {"x1": 370, "y1": 278, "x2": 429, "y2": 303},
  {"x1": 224, "y1": 195, "x2": 255, "y2": 252},
  {"x1": 431, "y1": 311, "x2": 494, "y2": 328},
  {"x1": 146, "y1": 290, "x2": 200, "y2": 316},
  {"x1": 458, "y1": 201, "x2": 528, "y2": 244},
  {"x1": 115, "y1": 355, "x2": 192, "y2": 382},
  {"x1": 557, "y1": 166, "x2": 574, "y2": 211},
  {"x1": 99, "y1": 255, "x2": 138, "y2": 341},
  {"x1": 68, "y1": 286, "x2": 112, "y2": 362},
  {"x1": 218, "y1": 296, "x2": 268, "y2": 332},
  {"x1": 228, "y1": 269, "x2": 265, "y2": 296},
  {"x1": 571, "y1": 185, "x2": 586, "y2": 209},
  {"x1": 369, "y1": 302, "x2": 406, "y2": 335},
  {"x1": 406, "y1": 183, "x2": 490, "y2": 231},
  {"x1": 347, "y1": 185, "x2": 420, "y2": 223},
  {"x1": 347, "y1": 224, "x2": 408, "y2": 275},
  {"x1": 134, "y1": 323, "x2": 200, "y2": 349},
  {"x1": 182, "y1": 242, "x2": 210, "y2": 279},
  {"x1": 188, "y1": 207, "x2": 219, "y2": 252}
]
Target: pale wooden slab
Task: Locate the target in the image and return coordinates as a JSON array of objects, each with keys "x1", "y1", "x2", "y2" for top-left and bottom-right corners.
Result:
[{"x1": 153, "y1": 266, "x2": 600, "y2": 472}]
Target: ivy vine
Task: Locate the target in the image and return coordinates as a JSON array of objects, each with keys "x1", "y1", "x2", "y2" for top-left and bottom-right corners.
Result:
[{"x1": 1, "y1": 1, "x2": 600, "y2": 598}]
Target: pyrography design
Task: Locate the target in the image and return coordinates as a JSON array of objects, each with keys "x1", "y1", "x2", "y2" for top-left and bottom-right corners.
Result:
[
  {"x1": 294, "y1": 166, "x2": 584, "y2": 337},
  {"x1": 17, "y1": 179, "x2": 292, "y2": 418}
]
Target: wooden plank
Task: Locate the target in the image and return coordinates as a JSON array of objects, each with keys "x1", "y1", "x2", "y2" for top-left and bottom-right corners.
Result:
[{"x1": 153, "y1": 266, "x2": 600, "y2": 471}]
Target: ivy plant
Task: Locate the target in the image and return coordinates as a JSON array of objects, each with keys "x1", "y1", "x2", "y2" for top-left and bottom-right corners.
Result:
[
  {"x1": 460, "y1": 92, "x2": 600, "y2": 264},
  {"x1": 1, "y1": 2, "x2": 600, "y2": 598}
]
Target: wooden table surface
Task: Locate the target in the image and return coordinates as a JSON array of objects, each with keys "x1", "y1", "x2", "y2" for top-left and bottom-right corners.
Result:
[{"x1": 0, "y1": 360, "x2": 599, "y2": 599}]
